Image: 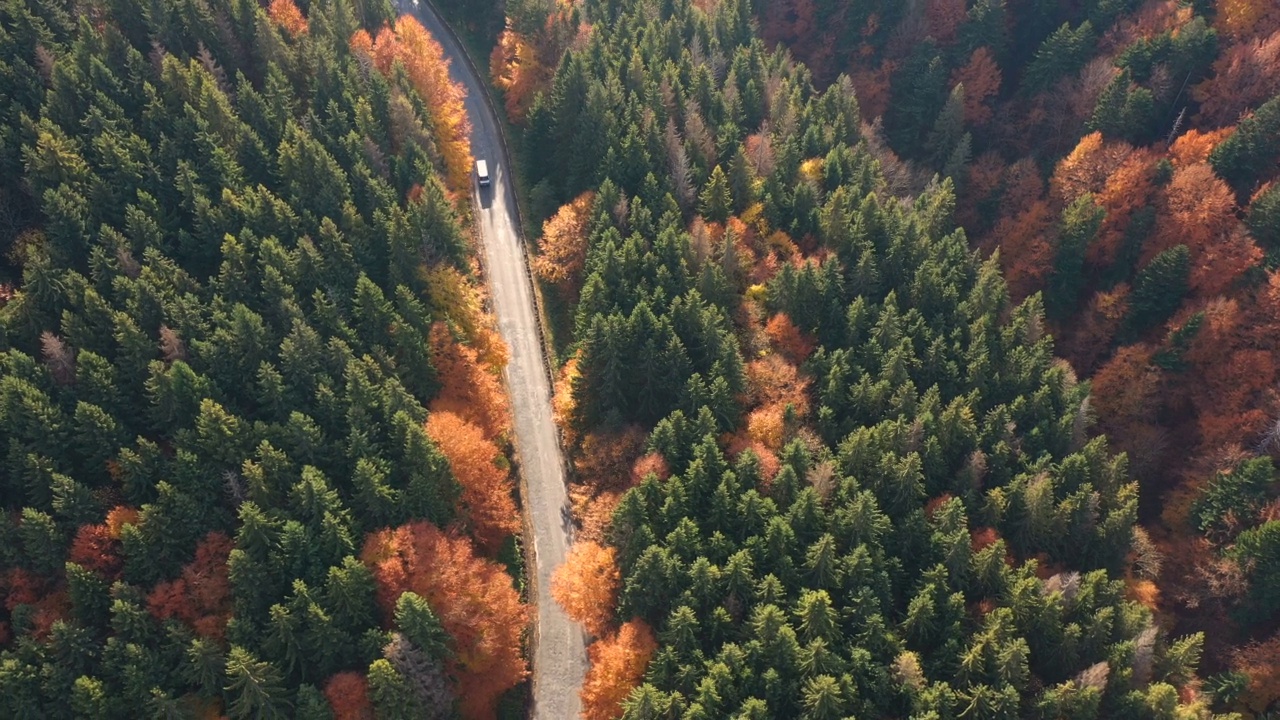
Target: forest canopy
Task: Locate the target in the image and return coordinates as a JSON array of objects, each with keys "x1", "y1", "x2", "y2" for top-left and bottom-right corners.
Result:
[
  {"x1": 0, "y1": 0, "x2": 528, "y2": 717},
  {"x1": 490, "y1": 0, "x2": 1280, "y2": 717}
]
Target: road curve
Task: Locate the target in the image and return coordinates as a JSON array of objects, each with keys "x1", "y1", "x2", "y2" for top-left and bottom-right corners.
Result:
[{"x1": 399, "y1": 1, "x2": 588, "y2": 717}]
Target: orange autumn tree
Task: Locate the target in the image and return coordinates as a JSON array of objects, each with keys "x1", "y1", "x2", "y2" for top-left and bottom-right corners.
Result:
[
  {"x1": 146, "y1": 531, "x2": 234, "y2": 640},
  {"x1": 428, "y1": 322, "x2": 510, "y2": 440},
  {"x1": 550, "y1": 541, "x2": 620, "y2": 638},
  {"x1": 69, "y1": 505, "x2": 139, "y2": 579},
  {"x1": 424, "y1": 411, "x2": 519, "y2": 553},
  {"x1": 350, "y1": 17, "x2": 473, "y2": 193},
  {"x1": 1049, "y1": 132, "x2": 1135, "y2": 208},
  {"x1": 361, "y1": 522, "x2": 528, "y2": 720},
  {"x1": 580, "y1": 619, "x2": 658, "y2": 720},
  {"x1": 324, "y1": 672, "x2": 375, "y2": 720},
  {"x1": 267, "y1": 0, "x2": 308, "y2": 37},
  {"x1": 764, "y1": 312, "x2": 816, "y2": 364},
  {"x1": 1169, "y1": 127, "x2": 1235, "y2": 168},
  {"x1": 1215, "y1": 0, "x2": 1280, "y2": 41},
  {"x1": 422, "y1": 265, "x2": 508, "y2": 373},
  {"x1": 533, "y1": 191, "x2": 596, "y2": 298},
  {"x1": 490, "y1": 27, "x2": 553, "y2": 123},
  {"x1": 1150, "y1": 163, "x2": 1259, "y2": 297},
  {"x1": 1090, "y1": 148, "x2": 1158, "y2": 269}
]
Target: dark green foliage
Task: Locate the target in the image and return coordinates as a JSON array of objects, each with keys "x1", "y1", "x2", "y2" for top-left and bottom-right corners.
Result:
[
  {"x1": 1047, "y1": 194, "x2": 1104, "y2": 320},
  {"x1": 1023, "y1": 22, "x2": 1095, "y2": 94},
  {"x1": 0, "y1": 0, "x2": 477, "y2": 715},
  {"x1": 1193, "y1": 458, "x2": 1276, "y2": 541},
  {"x1": 1122, "y1": 245, "x2": 1190, "y2": 341},
  {"x1": 526, "y1": 1, "x2": 1209, "y2": 717},
  {"x1": 1209, "y1": 94, "x2": 1280, "y2": 197},
  {"x1": 1087, "y1": 69, "x2": 1155, "y2": 143},
  {"x1": 886, "y1": 41, "x2": 949, "y2": 158},
  {"x1": 1230, "y1": 520, "x2": 1280, "y2": 621},
  {"x1": 1247, "y1": 181, "x2": 1280, "y2": 250}
]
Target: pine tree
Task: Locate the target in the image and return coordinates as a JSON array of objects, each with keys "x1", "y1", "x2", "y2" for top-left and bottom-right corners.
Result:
[
  {"x1": 1247, "y1": 182, "x2": 1280, "y2": 250},
  {"x1": 1023, "y1": 22, "x2": 1095, "y2": 94},
  {"x1": 225, "y1": 646, "x2": 289, "y2": 720},
  {"x1": 1046, "y1": 194, "x2": 1104, "y2": 320},
  {"x1": 1122, "y1": 245, "x2": 1189, "y2": 340},
  {"x1": 699, "y1": 166, "x2": 733, "y2": 223}
]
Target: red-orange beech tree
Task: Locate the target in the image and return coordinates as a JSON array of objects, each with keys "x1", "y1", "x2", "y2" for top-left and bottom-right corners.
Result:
[
  {"x1": 361, "y1": 522, "x2": 528, "y2": 720},
  {"x1": 424, "y1": 411, "x2": 519, "y2": 554},
  {"x1": 550, "y1": 541, "x2": 620, "y2": 638},
  {"x1": 579, "y1": 619, "x2": 658, "y2": 720}
]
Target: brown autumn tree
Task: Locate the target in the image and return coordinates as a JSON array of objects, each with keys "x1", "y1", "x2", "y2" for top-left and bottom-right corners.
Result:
[
  {"x1": 146, "y1": 531, "x2": 234, "y2": 640},
  {"x1": 849, "y1": 60, "x2": 896, "y2": 121},
  {"x1": 40, "y1": 331, "x2": 74, "y2": 385},
  {"x1": 428, "y1": 322, "x2": 511, "y2": 440},
  {"x1": 2, "y1": 568, "x2": 68, "y2": 640},
  {"x1": 1234, "y1": 632, "x2": 1280, "y2": 713},
  {"x1": 267, "y1": 0, "x2": 308, "y2": 37},
  {"x1": 1215, "y1": 0, "x2": 1280, "y2": 42},
  {"x1": 532, "y1": 191, "x2": 596, "y2": 298},
  {"x1": 958, "y1": 152, "x2": 1007, "y2": 230},
  {"x1": 1090, "y1": 343, "x2": 1164, "y2": 470},
  {"x1": 361, "y1": 522, "x2": 528, "y2": 720},
  {"x1": 1181, "y1": 298, "x2": 1276, "y2": 448},
  {"x1": 992, "y1": 200, "x2": 1054, "y2": 301},
  {"x1": 580, "y1": 619, "x2": 658, "y2": 720},
  {"x1": 926, "y1": 0, "x2": 967, "y2": 45},
  {"x1": 424, "y1": 411, "x2": 520, "y2": 554},
  {"x1": 550, "y1": 541, "x2": 621, "y2": 638},
  {"x1": 950, "y1": 48, "x2": 1002, "y2": 126},
  {"x1": 760, "y1": 0, "x2": 825, "y2": 78},
  {"x1": 324, "y1": 672, "x2": 375, "y2": 720},
  {"x1": 1101, "y1": 0, "x2": 1192, "y2": 53},
  {"x1": 1063, "y1": 285, "x2": 1130, "y2": 372},
  {"x1": 1193, "y1": 28, "x2": 1280, "y2": 125},
  {"x1": 574, "y1": 426, "x2": 648, "y2": 491},
  {"x1": 69, "y1": 523, "x2": 123, "y2": 579}
]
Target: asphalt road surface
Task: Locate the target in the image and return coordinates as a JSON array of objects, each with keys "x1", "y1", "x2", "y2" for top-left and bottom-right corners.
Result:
[{"x1": 400, "y1": 1, "x2": 589, "y2": 716}]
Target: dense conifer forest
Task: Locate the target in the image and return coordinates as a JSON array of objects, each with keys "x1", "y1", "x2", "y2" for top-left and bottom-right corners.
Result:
[
  {"x1": 492, "y1": 0, "x2": 1280, "y2": 717},
  {"x1": 4, "y1": 0, "x2": 1280, "y2": 717},
  {"x1": 0, "y1": 0, "x2": 530, "y2": 716}
]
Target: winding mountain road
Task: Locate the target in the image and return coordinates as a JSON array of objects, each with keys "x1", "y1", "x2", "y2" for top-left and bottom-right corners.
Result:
[{"x1": 399, "y1": 1, "x2": 588, "y2": 716}]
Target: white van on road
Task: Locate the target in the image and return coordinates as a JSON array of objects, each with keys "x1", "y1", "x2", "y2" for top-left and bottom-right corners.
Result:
[{"x1": 476, "y1": 159, "x2": 490, "y2": 187}]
